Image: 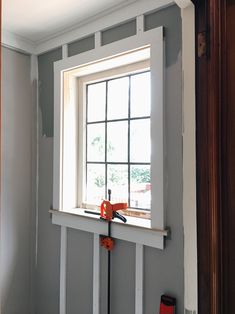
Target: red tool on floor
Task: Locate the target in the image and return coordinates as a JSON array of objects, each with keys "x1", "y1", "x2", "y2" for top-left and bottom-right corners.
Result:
[
  {"x1": 159, "y1": 295, "x2": 176, "y2": 314},
  {"x1": 100, "y1": 189, "x2": 127, "y2": 314}
]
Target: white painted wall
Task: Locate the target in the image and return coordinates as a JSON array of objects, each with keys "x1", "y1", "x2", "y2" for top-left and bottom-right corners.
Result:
[{"x1": 0, "y1": 47, "x2": 33, "y2": 314}]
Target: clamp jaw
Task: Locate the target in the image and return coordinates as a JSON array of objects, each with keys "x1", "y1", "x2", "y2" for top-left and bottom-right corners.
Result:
[{"x1": 100, "y1": 200, "x2": 127, "y2": 223}]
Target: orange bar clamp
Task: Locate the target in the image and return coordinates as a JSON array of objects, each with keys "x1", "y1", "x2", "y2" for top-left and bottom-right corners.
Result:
[{"x1": 100, "y1": 200, "x2": 127, "y2": 251}]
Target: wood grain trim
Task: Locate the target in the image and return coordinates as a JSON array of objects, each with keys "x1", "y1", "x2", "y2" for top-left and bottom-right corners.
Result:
[
  {"x1": 220, "y1": 1, "x2": 235, "y2": 313},
  {"x1": 195, "y1": 0, "x2": 222, "y2": 314},
  {"x1": 207, "y1": 2, "x2": 221, "y2": 314}
]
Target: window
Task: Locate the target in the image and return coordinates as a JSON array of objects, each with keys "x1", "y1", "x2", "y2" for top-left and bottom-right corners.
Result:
[
  {"x1": 83, "y1": 69, "x2": 151, "y2": 214},
  {"x1": 53, "y1": 26, "x2": 166, "y2": 245}
]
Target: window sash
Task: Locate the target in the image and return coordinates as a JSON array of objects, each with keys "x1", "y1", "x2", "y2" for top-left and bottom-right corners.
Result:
[{"x1": 85, "y1": 71, "x2": 151, "y2": 210}]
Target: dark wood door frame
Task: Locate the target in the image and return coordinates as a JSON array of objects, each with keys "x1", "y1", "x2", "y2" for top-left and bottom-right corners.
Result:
[
  {"x1": 195, "y1": 0, "x2": 222, "y2": 313},
  {"x1": 194, "y1": 0, "x2": 235, "y2": 313},
  {"x1": 195, "y1": 0, "x2": 221, "y2": 313}
]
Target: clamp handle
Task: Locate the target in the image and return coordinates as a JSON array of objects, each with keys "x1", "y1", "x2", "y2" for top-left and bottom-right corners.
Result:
[{"x1": 113, "y1": 211, "x2": 127, "y2": 223}]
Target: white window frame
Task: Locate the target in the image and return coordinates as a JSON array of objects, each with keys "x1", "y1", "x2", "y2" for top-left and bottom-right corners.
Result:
[
  {"x1": 78, "y1": 60, "x2": 151, "y2": 213},
  {"x1": 52, "y1": 26, "x2": 167, "y2": 249}
]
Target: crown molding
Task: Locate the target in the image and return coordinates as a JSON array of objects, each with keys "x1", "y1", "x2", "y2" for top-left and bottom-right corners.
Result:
[
  {"x1": 2, "y1": 0, "x2": 194, "y2": 55},
  {"x1": 36, "y1": 0, "x2": 139, "y2": 44},
  {"x1": 174, "y1": 0, "x2": 193, "y2": 8},
  {"x1": 2, "y1": 29, "x2": 36, "y2": 54},
  {"x1": 35, "y1": 0, "x2": 174, "y2": 55}
]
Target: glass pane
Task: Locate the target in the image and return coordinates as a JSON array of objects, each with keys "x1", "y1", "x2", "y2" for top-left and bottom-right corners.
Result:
[
  {"x1": 107, "y1": 121, "x2": 128, "y2": 162},
  {"x1": 86, "y1": 164, "x2": 105, "y2": 205},
  {"x1": 130, "y1": 72, "x2": 150, "y2": 118},
  {"x1": 130, "y1": 165, "x2": 151, "y2": 209},
  {"x1": 107, "y1": 165, "x2": 128, "y2": 203},
  {"x1": 107, "y1": 77, "x2": 129, "y2": 120},
  {"x1": 87, "y1": 82, "x2": 106, "y2": 122},
  {"x1": 87, "y1": 123, "x2": 105, "y2": 162},
  {"x1": 130, "y1": 119, "x2": 150, "y2": 162}
]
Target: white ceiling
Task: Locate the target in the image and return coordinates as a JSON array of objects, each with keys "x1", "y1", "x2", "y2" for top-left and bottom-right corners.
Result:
[{"x1": 3, "y1": 0, "x2": 138, "y2": 43}]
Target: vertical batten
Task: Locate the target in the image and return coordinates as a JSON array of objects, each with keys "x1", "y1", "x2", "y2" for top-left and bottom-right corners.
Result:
[
  {"x1": 60, "y1": 45, "x2": 68, "y2": 314},
  {"x1": 135, "y1": 244, "x2": 144, "y2": 314},
  {"x1": 93, "y1": 234, "x2": 100, "y2": 314},
  {"x1": 30, "y1": 53, "x2": 39, "y2": 314},
  {"x1": 62, "y1": 44, "x2": 68, "y2": 59},
  {"x1": 181, "y1": 4, "x2": 197, "y2": 313},
  {"x1": 95, "y1": 32, "x2": 101, "y2": 48},
  {"x1": 136, "y1": 15, "x2": 144, "y2": 34},
  {"x1": 60, "y1": 226, "x2": 67, "y2": 314},
  {"x1": 150, "y1": 28, "x2": 165, "y2": 230}
]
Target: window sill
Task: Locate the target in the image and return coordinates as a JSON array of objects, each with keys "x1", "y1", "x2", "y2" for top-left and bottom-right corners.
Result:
[{"x1": 50, "y1": 208, "x2": 168, "y2": 249}]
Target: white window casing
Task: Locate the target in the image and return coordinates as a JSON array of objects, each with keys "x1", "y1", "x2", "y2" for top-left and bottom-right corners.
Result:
[{"x1": 52, "y1": 26, "x2": 167, "y2": 249}]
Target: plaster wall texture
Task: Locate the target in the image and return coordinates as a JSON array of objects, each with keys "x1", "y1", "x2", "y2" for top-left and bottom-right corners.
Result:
[{"x1": 1, "y1": 47, "x2": 32, "y2": 314}]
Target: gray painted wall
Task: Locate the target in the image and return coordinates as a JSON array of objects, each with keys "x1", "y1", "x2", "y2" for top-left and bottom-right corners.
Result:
[
  {"x1": 37, "y1": 4, "x2": 184, "y2": 314},
  {"x1": 38, "y1": 48, "x2": 62, "y2": 137},
  {"x1": 35, "y1": 136, "x2": 61, "y2": 314},
  {"x1": 1, "y1": 47, "x2": 32, "y2": 314},
  {"x1": 102, "y1": 19, "x2": 137, "y2": 45},
  {"x1": 68, "y1": 35, "x2": 95, "y2": 58}
]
